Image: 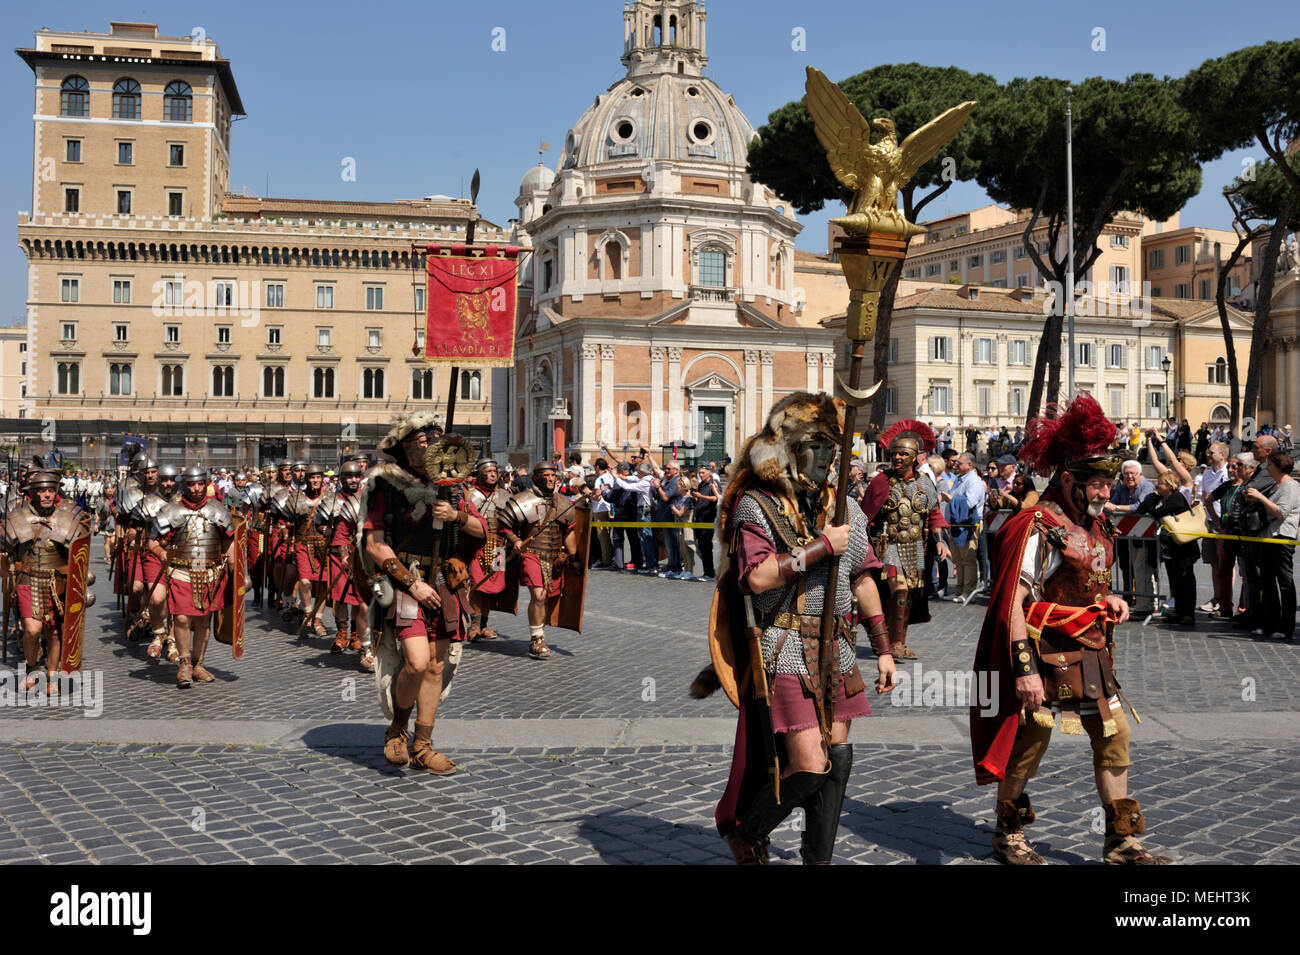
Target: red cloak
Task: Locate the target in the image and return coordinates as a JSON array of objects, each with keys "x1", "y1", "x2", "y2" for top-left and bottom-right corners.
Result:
[{"x1": 968, "y1": 503, "x2": 1057, "y2": 785}]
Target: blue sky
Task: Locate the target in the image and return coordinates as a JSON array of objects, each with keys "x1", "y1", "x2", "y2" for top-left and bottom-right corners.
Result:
[{"x1": 3, "y1": 0, "x2": 1296, "y2": 323}]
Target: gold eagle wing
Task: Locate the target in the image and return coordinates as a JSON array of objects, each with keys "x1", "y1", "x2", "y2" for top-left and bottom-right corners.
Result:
[
  {"x1": 803, "y1": 67, "x2": 872, "y2": 192},
  {"x1": 895, "y1": 101, "x2": 978, "y2": 185}
]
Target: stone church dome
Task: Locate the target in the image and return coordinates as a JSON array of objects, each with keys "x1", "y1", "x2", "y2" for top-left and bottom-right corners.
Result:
[
  {"x1": 519, "y1": 163, "x2": 556, "y2": 194},
  {"x1": 557, "y1": 1, "x2": 755, "y2": 171}
]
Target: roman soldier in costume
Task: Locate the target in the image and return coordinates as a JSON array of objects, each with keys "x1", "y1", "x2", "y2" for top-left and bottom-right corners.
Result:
[
  {"x1": 320, "y1": 461, "x2": 373, "y2": 670},
  {"x1": 970, "y1": 394, "x2": 1170, "y2": 865},
  {"x1": 691, "y1": 392, "x2": 895, "y2": 865},
  {"x1": 2, "y1": 470, "x2": 92, "y2": 692},
  {"x1": 156, "y1": 464, "x2": 181, "y2": 503},
  {"x1": 268, "y1": 460, "x2": 299, "y2": 617},
  {"x1": 117, "y1": 456, "x2": 175, "y2": 661},
  {"x1": 286, "y1": 463, "x2": 330, "y2": 636},
  {"x1": 463, "y1": 457, "x2": 513, "y2": 642},
  {"x1": 248, "y1": 465, "x2": 276, "y2": 609},
  {"x1": 860, "y1": 420, "x2": 949, "y2": 661},
  {"x1": 498, "y1": 461, "x2": 582, "y2": 660},
  {"x1": 148, "y1": 465, "x2": 237, "y2": 688},
  {"x1": 359, "y1": 412, "x2": 486, "y2": 776}
]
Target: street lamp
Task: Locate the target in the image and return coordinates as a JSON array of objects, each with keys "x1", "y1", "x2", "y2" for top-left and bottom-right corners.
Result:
[{"x1": 1161, "y1": 354, "x2": 1172, "y2": 426}]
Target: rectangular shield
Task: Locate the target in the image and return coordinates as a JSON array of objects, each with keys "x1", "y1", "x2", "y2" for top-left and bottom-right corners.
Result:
[
  {"x1": 217, "y1": 514, "x2": 248, "y2": 659},
  {"x1": 546, "y1": 498, "x2": 591, "y2": 634},
  {"x1": 61, "y1": 533, "x2": 91, "y2": 672}
]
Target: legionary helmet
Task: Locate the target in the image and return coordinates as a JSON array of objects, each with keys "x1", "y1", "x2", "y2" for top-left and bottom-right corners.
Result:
[
  {"x1": 181, "y1": 465, "x2": 208, "y2": 484},
  {"x1": 27, "y1": 470, "x2": 61, "y2": 490},
  {"x1": 133, "y1": 454, "x2": 158, "y2": 472},
  {"x1": 532, "y1": 460, "x2": 558, "y2": 478},
  {"x1": 878, "y1": 419, "x2": 937, "y2": 462},
  {"x1": 305, "y1": 463, "x2": 325, "y2": 477},
  {"x1": 157, "y1": 464, "x2": 180, "y2": 481},
  {"x1": 339, "y1": 461, "x2": 364, "y2": 478}
]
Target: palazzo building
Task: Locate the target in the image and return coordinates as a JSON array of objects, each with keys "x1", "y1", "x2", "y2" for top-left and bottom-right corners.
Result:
[
  {"x1": 13, "y1": 21, "x2": 501, "y2": 471},
  {"x1": 498, "y1": 0, "x2": 836, "y2": 468}
]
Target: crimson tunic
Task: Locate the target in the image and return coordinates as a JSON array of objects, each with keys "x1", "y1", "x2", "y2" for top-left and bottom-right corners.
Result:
[{"x1": 362, "y1": 484, "x2": 485, "y2": 642}]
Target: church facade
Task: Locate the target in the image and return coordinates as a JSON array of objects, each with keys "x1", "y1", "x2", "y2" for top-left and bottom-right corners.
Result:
[{"x1": 496, "y1": 0, "x2": 838, "y2": 468}]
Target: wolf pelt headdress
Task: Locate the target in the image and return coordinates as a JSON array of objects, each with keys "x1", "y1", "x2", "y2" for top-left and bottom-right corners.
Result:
[{"x1": 718, "y1": 391, "x2": 844, "y2": 543}]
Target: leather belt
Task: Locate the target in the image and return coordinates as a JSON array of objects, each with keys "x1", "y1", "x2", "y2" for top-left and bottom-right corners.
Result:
[
  {"x1": 772, "y1": 610, "x2": 854, "y2": 630},
  {"x1": 396, "y1": 552, "x2": 435, "y2": 570}
]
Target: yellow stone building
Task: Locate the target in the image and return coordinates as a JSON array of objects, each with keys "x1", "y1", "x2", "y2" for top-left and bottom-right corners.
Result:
[{"x1": 13, "y1": 21, "x2": 502, "y2": 471}]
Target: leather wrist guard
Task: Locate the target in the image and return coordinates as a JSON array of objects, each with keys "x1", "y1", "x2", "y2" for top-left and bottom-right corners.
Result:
[
  {"x1": 381, "y1": 557, "x2": 417, "y2": 590},
  {"x1": 776, "y1": 534, "x2": 832, "y2": 583},
  {"x1": 862, "y1": 620, "x2": 892, "y2": 656},
  {"x1": 1011, "y1": 638, "x2": 1038, "y2": 677}
]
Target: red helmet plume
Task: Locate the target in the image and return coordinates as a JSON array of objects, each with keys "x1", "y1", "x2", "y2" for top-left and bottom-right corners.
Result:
[
  {"x1": 878, "y1": 419, "x2": 937, "y2": 454},
  {"x1": 1018, "y1": 393, "x2": 1116, "y2": 477}
]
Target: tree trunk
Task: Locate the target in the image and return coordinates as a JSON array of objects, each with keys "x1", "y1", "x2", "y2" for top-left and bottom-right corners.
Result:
[
  {"x1": 1242, "y1": 187, "x2": 1300, "y2": 425},
  {"x1": 1215, "y1": 232, "x2": 1253, "y2": 433}
]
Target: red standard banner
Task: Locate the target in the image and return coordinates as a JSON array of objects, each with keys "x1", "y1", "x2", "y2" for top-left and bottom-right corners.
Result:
[{"x1": 425, "y1": 243, "x2": 520, "y2": 367}]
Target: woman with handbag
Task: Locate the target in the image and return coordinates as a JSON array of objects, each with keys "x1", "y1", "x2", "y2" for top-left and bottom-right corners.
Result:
[
  {"x1": 1137, "y1": 472, "x2": 1200, "y2": 625},
  {"x1": 1245, "y1": 451, "x2": 1299, "y2": 641},
  {"x1": 1209, "y1": 456, "x2": 1248, "y2": 619}
]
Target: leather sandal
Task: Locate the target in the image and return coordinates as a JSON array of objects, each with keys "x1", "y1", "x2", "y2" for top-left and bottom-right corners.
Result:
[
  {"x1": 383, "y1": 726, "x2": 410, "y2": 766},
  {"x1": 164, "y1": 637, "x2": 180, "y2": 664},
  {"x1": 409, "y1": 742, "x2": 457, "y2": 776},
  {"x1": 176, "y1": 658, "x2": 193, "y2": 688},
  {"x1": 359, "y1": 646, "x2": 376, "y2": 672},
  {"x1": 312, "y1": 619, "x2": 328, "y2": 638},
  {"x1": 349, "y1": 633, "x2": 362, "y2": 652},
  {"x1": 146, "y1": 635, "x2": 163, "y2": 660},
  {"x1": 191, "y1": 662, "x2": 215, "y2": 684},
  {"x1": 890, "y1": 642, "x2": 918, "y2": 661},
  {"x1": 330, "y1": 632, "x2": 349, "y2": 654},
  {"x1": 529, "y1": 637, "x2": 552, "y2": 660}
]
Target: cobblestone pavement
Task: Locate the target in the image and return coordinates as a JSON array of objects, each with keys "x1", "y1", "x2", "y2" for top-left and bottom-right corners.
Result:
[{"x1": 0, "y1": 553, "x2": 1296, "y2": 864}]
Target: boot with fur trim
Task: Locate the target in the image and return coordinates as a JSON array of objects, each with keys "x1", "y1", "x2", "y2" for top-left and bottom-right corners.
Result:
[
  {"x1": 993, "y1": 798, "x2": 1044, "y2": 865},
  {"x1": 1103, "y1": 798, "x2": 1171, "y2": 864}
]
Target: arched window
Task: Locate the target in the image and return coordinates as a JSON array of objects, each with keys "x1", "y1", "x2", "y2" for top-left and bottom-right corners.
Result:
[
  {"x1": 164, "y1": 81, "x2": 192, "y2": 122},
  {"x1": 698, "y1": 249, "x2": 726, "y2": 287},
  {"x1": 412, "y1": 368, "x2": 434, "y2": 399},
  {"x1": 162, "y1": 364, "x2": 183, "y2": 395},
  {"x1": 212, "y1": 365, "x2": 233, "y2": 396},
  {"x1": 313, "y1": 366, "x2": 335, "y2": 398},
  {"x1": 1208, "y1": 356, "x2": 1228, "y2": 385},
  {"x1": 61, "y1": 76, "x2": 89, "y2": 117},
  {"x1": 109, "y1": 362, "x2": 132, "y2": 395},
  {"x1": 112, "y1": 78, "x2": 141, "y2": 119},
  {"x1": 57, "y1": 362, "x2": 80, "y2": 394},
  {"x1": 460, "y1": 370, "x2": 481, "y2": 400},
  {"x1": 263, "y1": 366, "x2": 285, "y2": 397},
  {"x1": 363, "y1": 367, "x2": 385, "y2": 398},
  {"x1": 604, "y1": 242, "x2": 622, "y2": 280}
]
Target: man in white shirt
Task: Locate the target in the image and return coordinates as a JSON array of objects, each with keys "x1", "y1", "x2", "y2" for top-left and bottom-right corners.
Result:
[
  {"x1": 945, "y1": 452, "x2": 987, "y2": 600},
  {"x1": 1198, "y1": 442, "x2": 1231, "y2": 613},
  {"x1": 590, "y1": 458, "x2": 615, "y2": 569}
]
